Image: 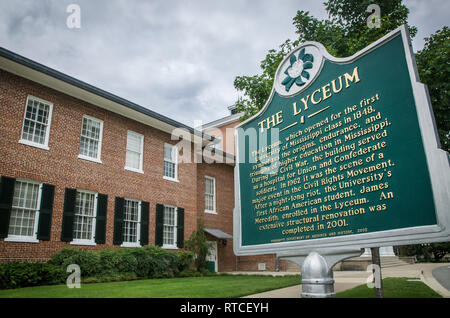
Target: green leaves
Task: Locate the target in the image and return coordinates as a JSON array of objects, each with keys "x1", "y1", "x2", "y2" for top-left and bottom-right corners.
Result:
[
  {"x1": 234, "y1": 0, "x2": 417, "y2": 120},
  {"x1": 415, "y1": 26, "x2": 450, "y2": 151}
]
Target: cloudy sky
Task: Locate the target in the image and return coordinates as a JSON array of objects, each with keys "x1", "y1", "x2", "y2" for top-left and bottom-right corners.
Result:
[{"x1": 0, "y1": 0, "x2": 448, "y2": 127}]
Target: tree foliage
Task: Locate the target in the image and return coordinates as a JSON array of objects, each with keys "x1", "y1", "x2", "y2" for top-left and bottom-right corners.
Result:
[
  {"x1": 415, "y1": 26, "x2": 450, "y2": 151},
  {"x1": 234, "y1": 0, "x2": 417, "y2": 120},
  {"x1": 185, "y1": 218, "x2": 210, "y2": 271}
]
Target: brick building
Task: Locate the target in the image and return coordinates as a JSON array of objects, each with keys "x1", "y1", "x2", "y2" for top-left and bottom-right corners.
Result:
[{"x1": 0, "y1": 47, "x2": 243, "y2": 271}]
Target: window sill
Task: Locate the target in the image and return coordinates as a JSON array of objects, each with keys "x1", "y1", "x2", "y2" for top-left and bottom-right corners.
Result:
[
  {"x1": 4, "y1": 236, "x2": 39, "y2": 243},
  {"x1": 162, "y1": 245, "x2": 178, "y2": 250},
  {"x1": 19, "y1": 139, "x2": 49, "y2": 151},
  {"x1": 163, "y1": 176, "x2": 179, "y2": 183},
  {"x1": 205, "y1": 210, "x2": 217, "y2": 215},
  {"x1": 70, "y1": 240, "x2": 97, "y2": 246},
  {"x1": 124, "y1": 167, "x2": 144, "y2": 174},
  {"x1": 121, "y1": 242, "x2": 141, "y2": 248},
  {"x1": 78, "y1": 154, "x2": 102, "y2": 164}
]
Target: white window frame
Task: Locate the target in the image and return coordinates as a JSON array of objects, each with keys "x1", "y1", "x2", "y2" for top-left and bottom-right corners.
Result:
[
  {"x1": 78, "y1": 115, "x2": 103, "y2": 164},
  {"x1": 205, "y1": 176, "x2": 216, "y2": 214},
  {"x1": 163, "y1": 143, "x2": 179, "y2": 182},
  {"x1": 4, "y1": 179, "x2": 42, "y2": 243},
  {"x1": 121, "y1": 198, "x2": 142, "y2": 248},
  {"x1": 124, "y1": 130, "x2": 144, "y2": 174},
  {"x1": 19, "y1": 95, "x2": 53, "y2": 151},
  {"x1": 162, "y1": 204, "x2": 177, "y2": 249},
  {"x1": 71, "y1": 189, "x2": 98, "y2": 246}
]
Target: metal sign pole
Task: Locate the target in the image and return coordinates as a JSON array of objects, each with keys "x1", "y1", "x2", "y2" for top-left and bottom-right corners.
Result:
[
  {"x1": 370, "y1": 247, "x2": 384, "y2": 298},
  {"x1": 279, "y1": 248, "x2": 364, "y2": 298}
]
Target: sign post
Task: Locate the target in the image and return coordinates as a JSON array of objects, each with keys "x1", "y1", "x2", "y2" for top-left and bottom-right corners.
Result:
[{"x1": 234, "y1": 25, "x2": 450, "y2": 297}]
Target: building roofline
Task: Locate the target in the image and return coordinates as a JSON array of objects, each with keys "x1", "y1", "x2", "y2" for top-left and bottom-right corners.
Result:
[
  {"x1": 0, "y1": 46, "x2": 215, "y2": 144},
  {"x1": 201, "y1": 111, "x2": 244, "y2": 131}
]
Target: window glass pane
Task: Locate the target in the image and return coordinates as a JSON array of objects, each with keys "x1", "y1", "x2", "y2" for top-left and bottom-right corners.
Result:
[
  {"x1": 79, "y1": 117, "x2": 101, "y2": 159},
  {"x1": 163, "y1": 206, "x2": 176, "y2": 245},
  {"x1": 123, "y1": 199, "x2": 139, "y2": 243},
  {"x1": 126, "y1": 132, "x2": 142, "y2": 170},
  {"x1": 8, "y1": 180, "x2": 40, "y2": 237},
  {"x1": 164, "y1": 144, "x2": 173, "y2": 161},
  {"x1": 127, "y1": 132, "x2": 142, "y2": 152},
  {"x1": 21, "y1": 97, "x2": 51, "y2": 145},
  {"x1": 73, "y1": 191, "x2": 96, "y2": 240},
  {"x1": 164, "y1": 161, "x2": 175, "y2": 179}
]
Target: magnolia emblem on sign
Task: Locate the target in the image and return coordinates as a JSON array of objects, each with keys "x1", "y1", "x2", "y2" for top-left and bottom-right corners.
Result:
[{"x1": 274, "y1": 44, "x2": 323, "y2": 97}]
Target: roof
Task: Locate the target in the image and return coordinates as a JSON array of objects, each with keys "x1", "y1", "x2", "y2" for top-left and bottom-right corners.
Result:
[
  {"x1": 0, "y1": 46, "x2": 215, "y2": 145},
  {"x1": 201, "y1": 111, "x2": 244, "y2": 130},
  {"x1": 204, "y1": 228, "x2": 233, "y2": 239}
]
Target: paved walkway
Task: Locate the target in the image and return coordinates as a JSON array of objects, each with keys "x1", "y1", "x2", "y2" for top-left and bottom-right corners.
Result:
[{"x1": 225, "y1": 263, "x2": 450, "y2": 298}]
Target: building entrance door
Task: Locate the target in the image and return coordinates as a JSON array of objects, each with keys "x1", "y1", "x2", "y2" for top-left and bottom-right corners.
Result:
[{"x1": 206, "y1": 241, "x2": 218, "y2": 272}]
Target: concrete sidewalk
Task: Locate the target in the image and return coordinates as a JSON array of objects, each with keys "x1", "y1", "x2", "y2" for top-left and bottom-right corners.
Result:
[{"x1": 225, "y1": 263, "x2": 450, "y2": 298}]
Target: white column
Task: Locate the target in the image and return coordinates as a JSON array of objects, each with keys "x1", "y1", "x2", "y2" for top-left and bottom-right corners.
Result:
[{"x1": 360, "y1": 246, "x2": 396, "y2": 257}]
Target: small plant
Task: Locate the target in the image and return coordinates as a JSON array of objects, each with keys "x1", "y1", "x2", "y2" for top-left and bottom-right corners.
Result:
[{"x1": 185, "y1": 218, "x2": 210, "y2": 271}]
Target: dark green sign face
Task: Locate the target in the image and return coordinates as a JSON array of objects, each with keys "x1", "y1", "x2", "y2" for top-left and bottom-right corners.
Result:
[{"x1": 237, "y1": 33, "x2": 437, "y2": 247}]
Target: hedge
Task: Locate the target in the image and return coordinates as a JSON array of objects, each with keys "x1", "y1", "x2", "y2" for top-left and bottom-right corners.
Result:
[
  {"x1": 0, "y1": 263, "x2": 66, "y2": 289},
  {"x1": 48, "y1": 246, "x2": 194, "y2": 279}
]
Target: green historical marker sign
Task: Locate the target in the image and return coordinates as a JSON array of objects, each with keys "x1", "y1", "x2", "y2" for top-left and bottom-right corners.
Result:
[{"x1": 233, "y1": 25, "x2": 450, "y2": 256}]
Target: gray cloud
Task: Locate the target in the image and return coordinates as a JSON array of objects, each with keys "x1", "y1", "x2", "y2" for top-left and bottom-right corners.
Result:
[{"x1": 0, "y1": 0, "x2": 447, "y2": 127}]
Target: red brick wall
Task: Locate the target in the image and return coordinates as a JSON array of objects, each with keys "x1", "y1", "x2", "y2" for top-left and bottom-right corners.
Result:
[
  {"x1": 0, "y1": 69, "x2": 279, "y2": 273},
  {"x1": 0, "y1": 69, "x2": 199, "y2": 261},
  {"x1": 197, "y1": 162, "x2": 237, "y2": 272}
]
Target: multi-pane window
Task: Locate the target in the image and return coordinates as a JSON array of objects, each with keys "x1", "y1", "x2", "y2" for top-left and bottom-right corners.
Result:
[
  {"x1": 73, "y1": 190, "x2": 97, "y2": 242},
  {"x1": 125, "y1": 131, "x2": 144, "y2": 172},
  {"x1": 163, "y1": 144, "x2": 178, "y2": 180},
  {"x1": 163, "y1": 205, "x2": 176, "y2": 247},
  {"x1": 205, "y1": 176, "x2": 216, "y2": 213},
  {"x1": 20, "y1": 96, "x2": 53, "y2": 149},
  {"x1": 123, "y1": 199, "x2": 140, "y2": 245},
  {"x1": 8, "y1": 180, "x2": 41, "y2": 239},
  {"x1": 79, "y1": 115, "x2": 103, "y2": 162}
]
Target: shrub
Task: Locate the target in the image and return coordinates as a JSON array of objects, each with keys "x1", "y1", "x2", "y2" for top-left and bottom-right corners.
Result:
[
  {"x1": 48, "y1": 247, "x2": 101, "y2": 278},
  {"x1": 0, "y1": 263, "x2": 66, "y2": 289},
  {"x1": 48, "y1": 246, "x2": 194, "y2": 281}
]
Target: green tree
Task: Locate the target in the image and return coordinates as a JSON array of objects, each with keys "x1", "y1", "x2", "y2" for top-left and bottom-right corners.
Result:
[
  {"x1": 234, "y1": 0, "x2": 416, "y2": 121},
  {"x1": 415, "y1": 27, "x2": 450, "y2": 151},
  {"x1": 185, "y1": 218, "x2": 210, "y2": 271}
]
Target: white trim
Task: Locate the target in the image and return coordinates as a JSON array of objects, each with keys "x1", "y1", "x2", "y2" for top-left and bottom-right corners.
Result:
[
  {"x1": 233, "y1": 25, "x2": 450, "y2": 257},
  {"x1": 162, "y1": 204, "x2": 178, "y2": 249},
  {"x1": 124, "y1": 167, "x2": 144, "y2": 174},
  {"x1": 163, "y1": 143, "x2": 178, "y2": 181},
  {"x1": 125, "y1": 130, "x2": 144, "y2": 173},
  {"x1": 71, "y1": 189, "x2": 98, "y2": 246},
  {"x1": 201, "y1": 112, "x2": 244, "y2": 130},
  {"x1": 206, "y1": 240, "x2": 218, "y2": 272},
  {"x1": 204, "y1": 176, "x2": 216, "y2": 214},
  {"x1": 19, "y1": 95, "x2": 53, "y2": 150},
  {"x1": 78, "y1": 154, "x2": 103, "y2": 164},
  {"x1": 19, "y1": 139, "x2": 50, "y2": 151},
  {"x1": 121, "y1": 198, "x2": 142, "y2": 247},
  {"x1": 163, "y1": 176, "x2": 179, "y2": 183},
  {"x1": 4, "y1": 236, "x2": 40, "y2": 243},
  {"x1": 78, "y1": 115, "x2": 103, "y2": 163},
  {"x1": 5, "y1": 179, "x2": 42, "y2": 242}
]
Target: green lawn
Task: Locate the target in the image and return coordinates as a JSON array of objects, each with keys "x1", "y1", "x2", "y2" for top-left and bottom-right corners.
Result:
[
  {"x1": 336, "y1": 278, "x2": 442, "y2": 298},
  {"x1": 0, "y1": 274, "x2": 301, "y2": 298}
]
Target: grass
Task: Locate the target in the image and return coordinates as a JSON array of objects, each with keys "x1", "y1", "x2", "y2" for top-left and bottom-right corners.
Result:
[
  {"x1": 336, "y1": 278, "x2": 442, "y2": 298},
  {"x1": 0, "y1": 274, "x2": 301, "y2": 298}
]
